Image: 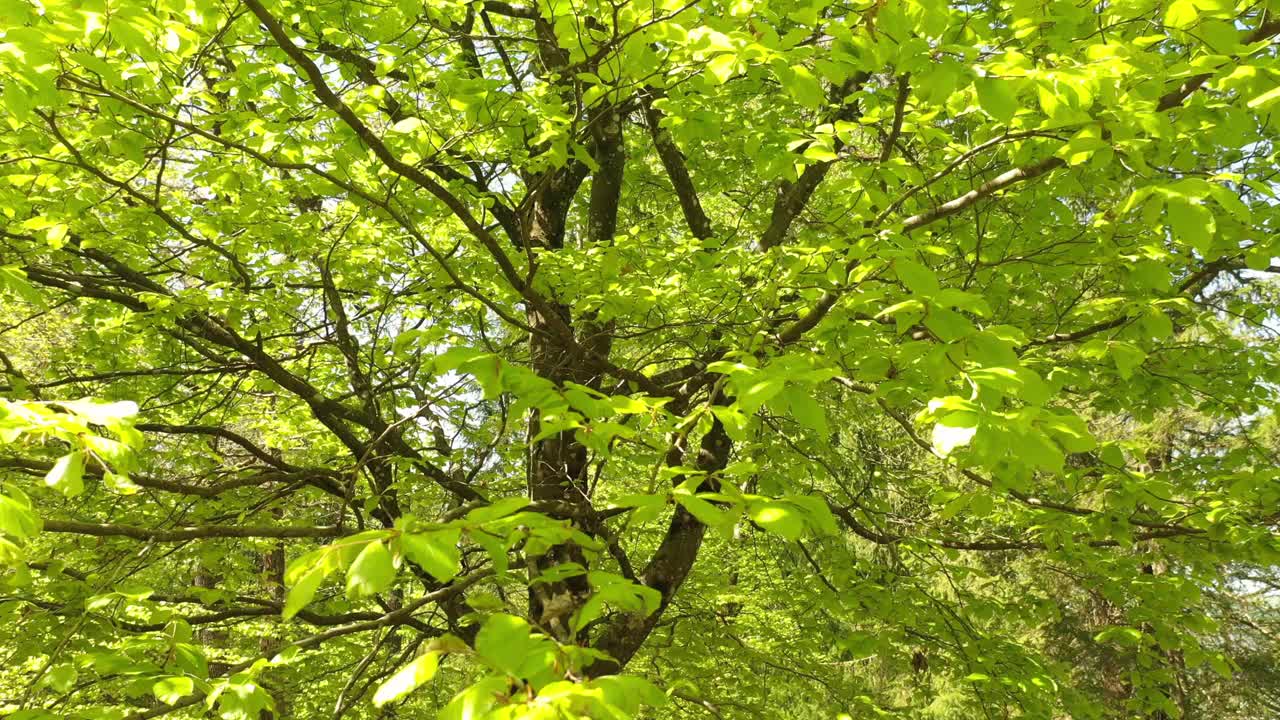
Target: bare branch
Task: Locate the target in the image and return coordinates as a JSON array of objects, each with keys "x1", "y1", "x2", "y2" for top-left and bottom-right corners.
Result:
[{"x1": 42, "y1": 519, "x2": 345, "y2": 541}]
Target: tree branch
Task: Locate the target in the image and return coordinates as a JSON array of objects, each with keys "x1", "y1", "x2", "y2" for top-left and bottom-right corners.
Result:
[
  {"x1": 642, "y1": 89, "x2": 712, "y2": 239},
  {"x1": 1155, "y1": 16, "x2": 1280, "y2": 111},
  {"x1": 758, "y1": 72, "x2": 870, "y2": 251},
  {"x1": 42, "y1": 519, "x2": 345, "y2": 541}
]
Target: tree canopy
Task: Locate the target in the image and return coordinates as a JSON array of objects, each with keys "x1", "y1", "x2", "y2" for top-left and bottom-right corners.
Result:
[{"x1": 1, "y1": 0, "x2": 1279, "y2": 717}]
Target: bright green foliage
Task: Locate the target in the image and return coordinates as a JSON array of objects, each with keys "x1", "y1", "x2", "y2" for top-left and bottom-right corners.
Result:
[
  {"x1": 1, "y1": 0, "x2": 1279, "y2": 717},
  {"x1": 372, "y1": 652, "x2": 440, "y2": 708}
]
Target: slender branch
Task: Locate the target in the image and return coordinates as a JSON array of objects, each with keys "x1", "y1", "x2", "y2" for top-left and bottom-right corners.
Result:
[
  {"x1": 1154, "y1": 17, "x2": 1280, "y2": 111},
  {"x1": 42, "y1": 519, "x2": 345, "y2": 541},
  {"x1": 898, "y1": 156, "x2": 1066, "y2": 234},
  {"x1": 0, "y1": 457, "x2": 341, "y2": 499},
  {"x1": 135, "y1": 423, "x2": 292, "y2": 469},
  {"x1": 873, "y1": 130, "x2": 1061, "y2": 224},
  {"x1": 825, "y1": 496, "x2": 1203, "y2": 552},
  {"x1": 60, "y1": 75, "x2": 664, "y2": 397},
  {"x1": 1026, "y1": 255, "x2": 1234, "y2": 346},
  {"x1": 874, "y1": 397, "x2": 1203, "y2": 533},
  {"x1": 877, "y1": 73, "x2": 911, "y2": 163},
  {"x1": 121, "y1": 571, "x2": 489, "y2": 720},
  {"x1": 242, "y1": 0, "x2": 532, "y2": 302},
  {"x1": 642, "y1": 88, "x2": 713, "y2": 239},
  {"x1": 758, "y1": 73, "x2": 870, "y2": 251}
]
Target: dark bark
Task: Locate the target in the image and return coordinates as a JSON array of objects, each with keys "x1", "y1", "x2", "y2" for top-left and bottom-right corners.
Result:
[
  {"x1": 642, "y1": 90, "x2": 713, "y2": 240},
  {"x1": 523, "y1": 75, "x2": 629, "y2": 635},
  {"x1": 757, "y1": 72, "x2": 870, "y2": 251},
  {"x1": 587, "y1": 413, "x2": 733, "y2": 675}
]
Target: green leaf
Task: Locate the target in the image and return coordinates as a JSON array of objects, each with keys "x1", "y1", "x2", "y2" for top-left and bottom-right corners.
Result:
[
  {"x1": 472, "y1": 531, "x2": 509, "y2": 577},
  {"x1": 57, "y1": 399, "x2": 139, "y2": 424},
  {"x1": 346, "y1": 540, "x2": 395, "y2": 599},
  {"x1": 969, "y1": 493, "x2": 994, "y2": 517},
  {"x1": 0, "y1": 265, "x2": 44, "y2": 306},
  {"x1": 1020, "y1": 429, "x2": 1065, "y2": 473},
  {"x1": 736, "y1": 378, "x2": 785, "y2": 414},
  {"x1": 1208, "y1": 652, "x2": 1234, "y2": 679},
  {"x1": 45, "y1": 452, "x2": 86, "y2": 497},
  {"x1": 389, "y1": 117, "x2": 425, "y2": 133},
  {"x1": 782, "y1": 385, "x2": 827, "y2": 434},
  {"x1": 211, "y1": 677, "x2": 275, "y2": 720},
  {"x1": 372, "y1": 652, "x2": 440, "y2": 707},
  {"x1": 173, "y1": 644, "x2": 208, "y2": 678},
  {"x1": 706, "y1": 53, "x2": 738, "y2": 84},
  {"x1": 935, "y1": 288, "x2": 991, "y2": 317},
  {"x1": 590, "y1": 675, "x2": 669, "y2": 714},
  {"x1": 932, "y1": 411, "x2": 979, "y2": 456},
  {"x1": 1163, "y1": 0, "x2": 1199, "y2": 28},
  {"x1": 611, "y1": 493, "x2": 667, "y2": 526},
  {"x1": 1141, "y1": 306, "x2": 1174, "y2": 340},
  {"x1": 1109, "y1": 342, "x2": 1147, "y2": 379},
  {"x1": 1247, "y1": 85, "x2": 1280, "y2": 110},
  {"x1": 748, "y1": 500, "x2": 804, "y2": 540},
  {"x1": 43, "y1": 663, "x2": 77, "y2": 693},
  {"x1": 283, "y1": 564, "x2": 328, "y2": 620},
  {"x1": 969, "y1": 367, "x2": 1051, "y2": 405},
  {"x1": 45, "y1": 223, "x2": 68, "y2": 248},
  {"x1": 574, "y1": 572, "x2": 663, "y2": 632},
  {"x1": 924, "y1": 306, "x2": 975, "y2": 342},
  {"x1": 0, "y1": 491, "x2": 40, "y2": 541},
  {"x1": 786, "y1": 66, "x2": 825, "y2": 109},
  {"x1": 1245, "y1": 248, "x2": 1272, "y2": 271},
  {"x1": 674, "y1": 492, "x2": 729, "y2": 527},
  {"x1": 1040, "y1": 412, "x2": 1097, "y2": 453},
  {"x1": 400, "y1": 528, "x2": 461, "y2": 582},
  {"x1": 465, "y1": 496, "x2": 528, "y2": 523},
  {"x1": 975, "y1": 77, "x2": 1018, "y2": 122},
  {"x1": 1094, "y1": 626, "x2": 1143, "y2": 646},
  {"x1": 1129, "y1": 260, "x2": 1172, "y2": 292},
  {"x1": 153, "y1": 676, "x2": 195, "y2": 705},
  {"x1": 475, "y1": 614, "x2": 533, "y2": 676},
  {"x1": 1100, "y1": 444, "x2": 1126, "y2": 467},
  {"x1": 115, "y1": 582, "x2": 154, "y2": 600},
  {"x1": 439, "y1": 676, "x2": 507, "y2": 720},
  {"x1": 895, "y1": 259, "x2": 940, "y2": 295},
  {"x1": 110, "y1": 18, "x2": 153, "y2": 55},
  {"x1": 1166, "y1": 197, "x2": 1214, "y2": 252},
  {"x1": 787, "y1": 495, "x2": 840, "y2": 536},
  {"x1": 938, "y1": 492, "x2": 972, "y2": 521},
  {"x1": 876, "y1": 299, "x2": 926, "y2": 320}
]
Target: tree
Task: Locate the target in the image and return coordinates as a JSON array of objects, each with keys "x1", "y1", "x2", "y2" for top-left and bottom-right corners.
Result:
[{"x1": 0, "y1": 0, "x2": 1278, "y2": 716}]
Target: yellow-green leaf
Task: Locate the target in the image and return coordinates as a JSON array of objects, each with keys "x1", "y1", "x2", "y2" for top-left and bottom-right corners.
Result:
[{"x1": 372, "y1": 652, "x2": 440, "y2": 707}]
